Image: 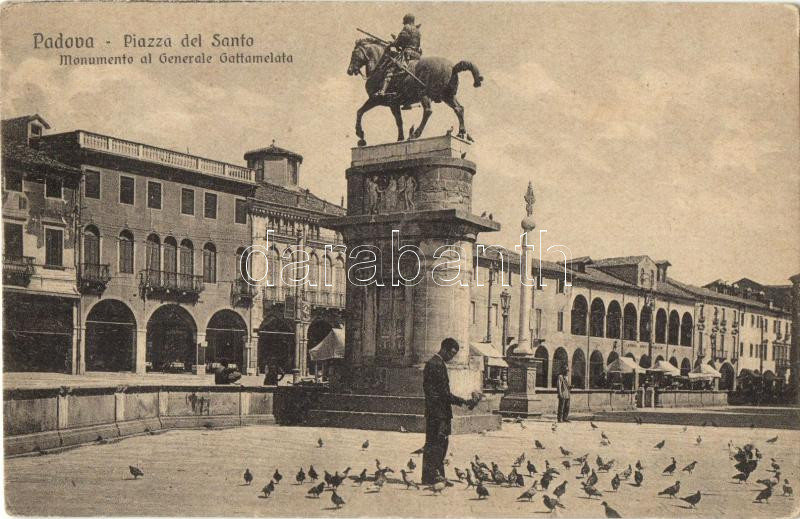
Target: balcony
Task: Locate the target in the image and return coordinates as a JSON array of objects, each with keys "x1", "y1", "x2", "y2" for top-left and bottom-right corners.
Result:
[
  {"x1": 3, "y1": 255, "x2": 35, "y2": 286},
  {"x1": 77, "y1": 131, "x2": 255, "y2": 185},
  {"x1": 139, "y1": 269, "x2": 203, "y2": 300},
  {"x1": 306, "y1": 290, "x2": 346, "y2": 308},
  {"x1": 231, "y1": 278, "x2": 256, "y2": 307},
  {"x1": 263, "y1": 285, "x2": 287, "y2": 302},
  {"x1": 712, "y1": 349, "x2": 727, "y2": 362},
  {"x1": 78, "y1": 263, "x2": 111, "y2": 294}
]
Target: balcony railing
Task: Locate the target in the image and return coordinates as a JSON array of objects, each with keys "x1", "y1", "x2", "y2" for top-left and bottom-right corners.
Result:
[
  {"x1": 77, "y1": 131, "x2": 255, "y2": 184},
  {"x1": 263, "y1": 285, "x2": 287, "y2": 302},
  {"x1": 3, "y1": 255, "x2": 35, "y2": 286},
  {"x1": 306, "y1": 290, "x2": 345, "y2": 308},
  {"x1": 139, "y1": 269, "x2": 204, "y2": 299},
  {"x1": 78, "y1": 263, "x2": 111, "y2": 293},
  {"x1": 231, "y1": 278, "x2": 256, "y2": 307}
]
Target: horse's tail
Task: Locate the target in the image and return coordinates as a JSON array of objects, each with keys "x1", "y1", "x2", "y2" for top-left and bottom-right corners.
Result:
[{"x1": 450, "y1": 61, "x2": 483, "y2": 90}]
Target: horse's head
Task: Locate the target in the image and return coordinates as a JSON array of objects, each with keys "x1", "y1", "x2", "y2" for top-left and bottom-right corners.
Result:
[{"x1": 347, "y1": 39, "x2": 383, "y2": 77}]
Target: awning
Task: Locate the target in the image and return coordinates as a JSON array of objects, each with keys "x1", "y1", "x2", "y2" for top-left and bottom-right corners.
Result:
[
  {"x1": 470, "y1": 342, "x2": 508, "y2": 368},
  {"x1": 606, "y1": 356, "x2": 646, "y2": 374},
  {"x1": 737, "y1": 368, "x2": 761, "y2": 379},
  {"x1": 308, "y1": 328, "x2": 345, "y2": 362},
  {"x1": 688, "y1": 363, "x2": 722, "y2": 379},
  {"x1": 649, "y1": 360, "x2": 681, "y2": 376}
]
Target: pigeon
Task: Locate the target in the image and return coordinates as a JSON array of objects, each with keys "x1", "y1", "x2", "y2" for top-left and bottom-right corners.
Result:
[
  {"x1": 540, "y1": 471, "x2": 554, "y2": 490},
  {"x1": 513, "y1": 452, "x2": 526, "y2": 467},
  {"x1": 372, "y1": 471, "x2": 387, "y2": 492},
  {"x1": 766, "y1": 436, "x2": 778, "y2": 444},
  {"x1": 272, "y1": 469, "x2": 282, "y2": 484},
  {"x1": 488, "y1": 213, "x2": 493, "y2": 220},
  {"x1": 581, "y1": 462, "x2": 591, "y2": 478},
  {"x1": 682, "y1": 461, "x2": 697, "y2": 474},
  {"x1": 518, "y1": 486, "x2": 537, "y2": 501},
  {"x1": 662, "y1": 457, "x2": 677, "y2": 475},
  {"x1": 454, "y1": 467, "x2": 466, "y2": 481},
  {"x1": 559, "y1": 446, "x2": 572, "y2": 457},
  {"x1": 586, "y1": 470, "x2": 598, "y2": 487},
  {"x1": 782, "y1": 480, "x2": 793, "y2": 496},
  {"x1": 527, "y1": 460, "x2": 538, "y2": 476},
  {"x1": 295, "y1": 468, "x2": 305, "y2": 484},
  {"x1": 515, "y1": 472, "x2": 526, "y2": 487},
  {"x1": 601, "y1": 431, "x2": 611, "y2": 444},
  {"x1": 317, "y1": 437, "x2": 324, "y2": 448},
  {"x1": 543, "y1": 494, "x2": 565, "y2": 512},
  {"x1": 601, "y1": 501, "x2": 622, "y2": 518},
  {"x1": 574, "y1": 454, "x2": 589, "y2": 464},
  {"x1": 401, "y1": 469, "x2": 419, "y2": 490},
  {"x1": 243, "y1": 468, "x2": 253, "y2": 485},
  {"x1": 461, "y1": 152, "x2": 468, "y2": 159},
  {"x1": 429, "y1": 478, "x2": 447, "y2": 495},
  {"x1": 732, "y1": 472, "x2": 750, "y2": 484},
  {"x1": 399, "y1": 425, "x2": 408, "y2": 433},
  {"x1": 465, "y1": 469, "x2": 475, "y2": 488},
  {"x1": 562, "y1": 460, "x2": 571, "y2": 470},
  {"x1": 610, "y1": 473, "x2": 620, "y2": 492},
  {"x1": 620, "y1": 465, "x2": 632, "y2": 480},
  {"x1": 680, "y1": 491, "x2": 701, "y2": 509},
  {"x1": 308, "y1": 466, "x2": 318, "y2": 482},
  {"x1": 476, "y1": 481, "x2": 489, "y2": 499},
  {"x1": 654, "y1": 440, "x2": 666, "y2": 450},
  {"x1": 659, "y1": 481, "x2": 681, "y2": 498},
  {"x1": 129, "y1": 466, "x2": 144, "y2": 479},
  {"x1": 583, "y1": 483, "x2": 603, "y2": 499},
  {"x1": 755, "y1": 485, "x2": 772, "y2": 503},
  {"x1": 535, "y1": 439, "x2": 545, "y2": 450},
  {"x1": 352, "y1": 468, "x2": 367, "y2": 486},
  {"x1": 770, "y1": 459, "x2": 780, "y2": 473},
  {"x1": 481, "y1": 211, "x2": 487, "y2": 218},
  {"x1": 553, "y1": 480, "x2": 567, "y2": 498},
  {"x1": 407, "y1": 458, "x2": 416, "y2": 471},
  {"x1": 331, "y1": 490, "x2": 345, "y2": 508},
  {"x1": 590, "y1": 421, "x2": 598, "y2": 429},
  {"x1": 262, "y1": 480, "x2": 275, "y2": 497},
  {"x1": 597, "y1": 456, "x2": 607, "y2": 468},
  {"x1": 599, "y1": 460, "x2": 616, "y2": 473},
  {"x1": 362, "y1": 440, "x2": 370, "y2": 450},
  {"x1": 635, "y1": 460, "x2": 644, "y2": 471},
  {"x1": 307, "y1": 482, "x2": 325, "y2": 498},
  {"x1": 634, "y1": 470, "x2": 644, "y2": 487}
]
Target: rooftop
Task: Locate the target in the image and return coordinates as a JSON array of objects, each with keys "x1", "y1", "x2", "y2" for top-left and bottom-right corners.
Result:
[
  {"x1": 244, "y1": 142, "x2": 303, "y2": 163},
  {"x1": 1, "y1": 136, "x2": 80, "y2": 175}
]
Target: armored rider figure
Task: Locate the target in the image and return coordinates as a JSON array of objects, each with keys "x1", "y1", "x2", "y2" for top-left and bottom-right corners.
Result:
[{"x1": 376, "y1": 13, "x2": 422, "y2": 100}]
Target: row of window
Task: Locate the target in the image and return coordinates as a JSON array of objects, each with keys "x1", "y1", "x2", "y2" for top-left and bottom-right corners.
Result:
[
  {"x1": 3, "y1": 222, "x2": 64, "y2": 267},
  {"x1": 83, "y1": 170, "x2": 247, "y2": 224}
]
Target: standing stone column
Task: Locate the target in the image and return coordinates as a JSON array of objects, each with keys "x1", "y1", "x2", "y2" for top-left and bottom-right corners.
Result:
[{"x1": 135, "y1": 328, "x2": 147, "y2": 374}]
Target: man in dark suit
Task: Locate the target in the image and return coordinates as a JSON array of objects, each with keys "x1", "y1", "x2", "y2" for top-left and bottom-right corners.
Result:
[
  {"x1": 556, "y1": 364, "x2": 571, "y2": 422},
  {"x1": 422, "y1": 338, "x2": 477, "y2": 484}
]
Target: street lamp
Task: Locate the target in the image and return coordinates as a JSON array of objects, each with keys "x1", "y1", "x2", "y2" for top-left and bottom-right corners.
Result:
[{"x1": 500, "y1": 288, "x2": 512, "y2": 356}]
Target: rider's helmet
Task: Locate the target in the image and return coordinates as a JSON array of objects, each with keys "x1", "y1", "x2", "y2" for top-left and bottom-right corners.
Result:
[{"x1": 403, "y1": 13, "x2": 415, "y2": 25}]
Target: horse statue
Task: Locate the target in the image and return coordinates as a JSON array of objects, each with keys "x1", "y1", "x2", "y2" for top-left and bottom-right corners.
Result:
[{"x1": 346, "y1": 38, "x2": 483, "y2": 147}]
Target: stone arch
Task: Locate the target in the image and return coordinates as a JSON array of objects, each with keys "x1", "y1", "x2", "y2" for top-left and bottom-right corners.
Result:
[
  {"x1": 85, "y1": 299, "x2": 136, "y2": 372},
  {"x1": 572, "y1": 348, "x2": 586, "y2": 389},
  {"x1": 668, "y1": 310, "x2": 680, "y2": 345},
  {"x1": 570, "y1": 295, "x2": 588, "y2": 335},
  {"x1": 146, "y1": 304, "x2": 197, "y2": 372},
  {"x1": 590, "y1": 298, "x2": 606, "y2": 337},
  {"x1": 589, "y1": 350, "x2": 605, "y2": 388},
  {"x1": 258, "y1": 318, "x2": 295, "y2": 374},
  {"x1": 607, "y1": 350, "x2": 619, "y2": 365},
  {"x1": 639, "y1": 354, "x2": 651, "y2": 369},
  {"x1": 719, "y1": 362, "x2": 735, "y2": 390},
  {"x1": 606, "y1": 300, "x2": 621, "y2": 339},
  {"x1": 623, "y1": 303, "x2": 637, "y2": 340},
  {"x1": 534, "y1": 345, "x2": 549, "y2": 388},
  {"x1": 655, "y1": 308, "x2": 667, "y2": 344},
  {"x1": 680, "y1": 313, "x2": 693, "y2": 346},
  {"x1": 552, "y1": 347, "x2": 569, "y2": 388},
  {"x1": 669, "y1": 356, "x2": 678, "y2": 367},
  {"x1": 625, "y1": 352, "x2": 636, "y2": 363},
  {"x1": 680, "y1": 358, "x2": 691, "y2": 376},
  {"x1": 639, "y1": 306, "x2": 652, "y2": 342},
  {"x1": 206, "y1": 310, "x2": 247, "y2": 369}
]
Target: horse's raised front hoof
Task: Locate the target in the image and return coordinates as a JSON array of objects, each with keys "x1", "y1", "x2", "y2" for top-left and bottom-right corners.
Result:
[{"x1": 357, "y1": 139, "x2": 367, "y2": 147}]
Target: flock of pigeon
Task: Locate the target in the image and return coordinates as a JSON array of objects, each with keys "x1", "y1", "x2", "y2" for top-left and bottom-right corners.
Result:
[{"x1": 125, "y1": 421, "x2": 794, "y2": 517}]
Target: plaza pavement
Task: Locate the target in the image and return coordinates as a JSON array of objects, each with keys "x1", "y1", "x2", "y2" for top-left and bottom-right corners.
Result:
[{"x1": 5, "y1": 416, "x2": 799, "y2": 517}]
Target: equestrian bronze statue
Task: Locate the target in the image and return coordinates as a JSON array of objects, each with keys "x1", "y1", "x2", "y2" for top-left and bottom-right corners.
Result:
[{"x1": 346, "y1": 31, "x2": 483, "y2": 146}]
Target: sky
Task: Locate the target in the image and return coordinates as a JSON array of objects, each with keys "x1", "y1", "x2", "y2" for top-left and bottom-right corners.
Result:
[{"x1": 2, "y1": 2, "x2": 798, "y2": 285}]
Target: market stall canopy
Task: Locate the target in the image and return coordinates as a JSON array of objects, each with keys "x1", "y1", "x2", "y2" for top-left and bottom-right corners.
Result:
[
  {"x1": 470, "y1": 342, "x2": 508, "y2": 367},
  {"x1": 606, "y1": 356, "x2": 646, "y2": 374},
  {"x1": 650, "y1": 360, "x2": 681, "y2": 376},
  {"x1": 308, "y1": 328, "x2": 345, "y2": 362},
  {"x1": 688, "y1": 363, "x2": 722, "y2": 379}
]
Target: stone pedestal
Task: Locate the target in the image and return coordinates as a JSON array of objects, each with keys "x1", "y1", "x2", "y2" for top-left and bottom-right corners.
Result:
[
  {"x1": 499, "y1": 356, "x2": 543, "y2": 417},
  {"x1": 316, "y1": 135, "x2": 502, "y2": 433}
]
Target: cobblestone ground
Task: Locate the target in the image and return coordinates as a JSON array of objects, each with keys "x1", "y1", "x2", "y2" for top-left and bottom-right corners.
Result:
[{"x1": 5, "y1": 419, "x2": 800, "y2": 518}]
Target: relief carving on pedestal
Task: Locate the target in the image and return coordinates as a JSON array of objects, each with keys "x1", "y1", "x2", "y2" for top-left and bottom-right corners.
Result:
[{"x1": 365, "y1": 173, "x2": 416, "y2": 214}]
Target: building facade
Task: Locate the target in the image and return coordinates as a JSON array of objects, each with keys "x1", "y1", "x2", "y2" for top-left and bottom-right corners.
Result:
[{"x1": 2, "y1": 115, "x2": 83, "y2": 373}]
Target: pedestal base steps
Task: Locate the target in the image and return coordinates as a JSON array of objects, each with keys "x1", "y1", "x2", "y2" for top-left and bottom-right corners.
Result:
[{"x1": 304, "y1": 393, "x2": 501, "y2": 434}]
